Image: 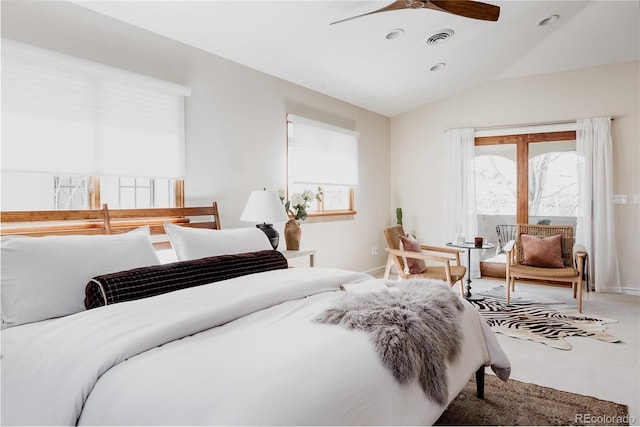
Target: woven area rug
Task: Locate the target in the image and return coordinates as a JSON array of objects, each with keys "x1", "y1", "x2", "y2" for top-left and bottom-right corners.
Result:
[
  {"x1": 435, "y1": 374, "x2": 630, "y2": 426},
  {"x1": 470, "y1": 286, "x2": 620, "y2": 350}
]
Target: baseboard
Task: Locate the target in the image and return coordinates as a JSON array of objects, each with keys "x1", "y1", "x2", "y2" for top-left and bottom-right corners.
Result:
[
  {"x1": 363, "y1": 265, "x2": 386, "y2": 278},
  {"x1": 620, "y1": 286, "x2": 640, "y2": 296}
]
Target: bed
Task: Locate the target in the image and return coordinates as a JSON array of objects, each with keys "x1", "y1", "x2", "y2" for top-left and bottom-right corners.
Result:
[{"x1": 1, "y1": 204, "x2": 510, "y2": 426}]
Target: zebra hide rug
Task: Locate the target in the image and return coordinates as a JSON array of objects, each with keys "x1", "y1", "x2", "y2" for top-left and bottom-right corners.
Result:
[{"x1": 471, "y1": 287, "x2": 620, "y2": 350}]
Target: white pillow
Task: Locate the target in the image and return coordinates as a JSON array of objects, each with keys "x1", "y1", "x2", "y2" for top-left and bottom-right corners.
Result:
[
  {"x1": 1, "y1": 227, "x2": 160, "y2": 328},
  {"x1": 164, "y1": 222, "x2": 272, "y2": 261}
]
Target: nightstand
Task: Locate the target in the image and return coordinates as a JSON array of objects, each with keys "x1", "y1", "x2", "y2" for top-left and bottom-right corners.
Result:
[{"x1": 279, "y1": 249, "x2": 316, "y2": 267}]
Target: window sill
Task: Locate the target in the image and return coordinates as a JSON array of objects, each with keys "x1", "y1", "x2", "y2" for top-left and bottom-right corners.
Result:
[{"x1": 294, "y1": 210, "x2": 357, "y2": 223}]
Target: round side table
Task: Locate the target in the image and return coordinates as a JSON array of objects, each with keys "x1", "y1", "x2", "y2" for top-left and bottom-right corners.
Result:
[{"x1": 446, "y1": 242, "x2": 494, "y2": 301}]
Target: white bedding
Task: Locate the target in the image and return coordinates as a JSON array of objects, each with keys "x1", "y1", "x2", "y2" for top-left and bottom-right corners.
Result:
[{"x1": 1, "y1": 267, "x2": 509, "y2": 426}]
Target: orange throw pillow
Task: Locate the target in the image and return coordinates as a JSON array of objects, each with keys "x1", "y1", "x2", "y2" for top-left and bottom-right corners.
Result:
[
  {"x1": 521, "y1": 234, "x2": 564, "y2": 268},
  {"x1": 399, "y1": 234, "x2": 426, "y2": 274}
]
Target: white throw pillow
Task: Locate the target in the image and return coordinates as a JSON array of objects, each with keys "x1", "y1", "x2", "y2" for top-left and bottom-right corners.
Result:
[
  {"x1": 1, "y1": 227, "x2": 160, "y2": 328},
  {"x1": 164, "y1": 222, "x2": 272, "y2": 261}
]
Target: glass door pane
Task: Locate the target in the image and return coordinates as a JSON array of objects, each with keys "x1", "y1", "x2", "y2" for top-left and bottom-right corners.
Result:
[
  {"x1": 528, "y1": 140, "x2": 578, "y2": 230},
  {"x1": 473, "y1": 144, "x2": 517, "y2": 262}
]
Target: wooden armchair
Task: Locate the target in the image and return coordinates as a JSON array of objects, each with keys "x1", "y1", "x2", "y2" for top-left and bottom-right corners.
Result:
[
  {"x1": 383, "y1": 225, "x2": 466, "y2": 297},
  {"x1": 505, "y1": 224, "x2": 587, "y2": 312}
]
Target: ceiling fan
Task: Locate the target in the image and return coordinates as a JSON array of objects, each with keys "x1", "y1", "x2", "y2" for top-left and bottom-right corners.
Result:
[{"x1": 330, "y1": 0, "x2": 500, "y2": 25}]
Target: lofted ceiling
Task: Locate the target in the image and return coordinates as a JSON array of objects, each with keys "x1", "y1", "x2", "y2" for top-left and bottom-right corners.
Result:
[{"x1": 73, "y1": 0, "x2": 640, "y2": 117}]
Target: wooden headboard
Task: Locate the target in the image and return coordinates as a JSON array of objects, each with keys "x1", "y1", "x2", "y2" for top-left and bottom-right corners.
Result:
[{"x1": 0, "y1": 203, "x2": 221, "y2": 242}]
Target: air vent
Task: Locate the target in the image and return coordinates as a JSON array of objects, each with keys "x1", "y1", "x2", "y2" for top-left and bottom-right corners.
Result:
[{"x1": 425, "y1": 29, "x2": 454, "y2": 45}]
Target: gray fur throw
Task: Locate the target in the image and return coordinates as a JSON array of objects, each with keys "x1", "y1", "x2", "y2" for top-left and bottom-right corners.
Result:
[{"x1": 315, "y1": 279, "x2": 464, "y2": 405}]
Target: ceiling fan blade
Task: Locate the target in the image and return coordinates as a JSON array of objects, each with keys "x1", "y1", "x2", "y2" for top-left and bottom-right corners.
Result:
[
  {"x1": 427, "y1": 0, "x2": 500, "y2": 21},
  {"x1": 330, "y1": 0, "x2": 407, "y2": 25}
]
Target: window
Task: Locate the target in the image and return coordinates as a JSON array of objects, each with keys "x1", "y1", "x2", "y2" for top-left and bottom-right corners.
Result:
[
  {"x1": 1, "y1": 39, "x2": 188, "y2": 211},
  {"x1": 473, "y1": 153, "x2": 516, "y2": 215},
  {"x1": 54, "y1": 176, "x2": 88, "y2": 210},
  {"x1": 474, "y1": 131, "x2": 577, "y2": 224},
  {"x1": 286, "y1": 114, "x2": 359, "y2": 215},
  {"x1": 1, "y1": 172, "x2": 181, "y2": 210},
  {"x1": 473, "y1": 148, "x2": 583, "y2": 227},
  {"x1": 528, "y1": 149, "x2": 579, "y2": 219},
  {"x1": 100, "y1": 177, "x2": 178, "y2": 209}
]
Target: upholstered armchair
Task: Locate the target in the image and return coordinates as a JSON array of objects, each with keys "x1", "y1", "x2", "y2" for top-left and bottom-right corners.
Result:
[
  {"x1": 383, "y1": 225, "x2": 467, "y2": 297},
  {"x1": 505, "y1": 224, "x2": 588, "y2": 312}
]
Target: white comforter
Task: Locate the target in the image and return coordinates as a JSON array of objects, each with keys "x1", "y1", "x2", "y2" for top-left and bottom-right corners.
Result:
[{"x1": 1, "y1": 267, "x2": 510, "y2": 426}]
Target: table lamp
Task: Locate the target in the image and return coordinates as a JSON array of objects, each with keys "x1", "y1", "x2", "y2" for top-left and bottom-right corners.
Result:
[{"x1": 240, "y1": 189, "x2": 289, "y2": 249}]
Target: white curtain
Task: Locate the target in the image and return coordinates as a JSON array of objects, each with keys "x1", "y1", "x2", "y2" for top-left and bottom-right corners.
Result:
[
  {"x1": 576, "y1": 117, "x2": 621, "y2": 293},
  {"x1": 446, "y1": 128, "x2": 479, "y2": 278}
]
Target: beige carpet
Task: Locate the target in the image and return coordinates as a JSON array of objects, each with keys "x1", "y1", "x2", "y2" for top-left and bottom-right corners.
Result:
[{"x1": 436, "y1": 374, "x2": 630, "y2": 426}]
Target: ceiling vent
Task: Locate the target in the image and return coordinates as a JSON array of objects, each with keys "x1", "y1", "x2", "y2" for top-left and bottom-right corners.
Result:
[{"x1": 425, "y1": 29, "x2": 454, "y2": 45}]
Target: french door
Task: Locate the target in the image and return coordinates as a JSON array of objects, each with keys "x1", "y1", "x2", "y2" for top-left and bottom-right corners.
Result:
[{"x1": 473, "y1": 130, "x2": 579, "y2": 265}]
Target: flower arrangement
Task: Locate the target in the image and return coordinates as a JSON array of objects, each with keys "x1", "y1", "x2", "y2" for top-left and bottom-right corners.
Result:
[{"x1": 278, "y1": 188, "x2": 322, "y2": 221}]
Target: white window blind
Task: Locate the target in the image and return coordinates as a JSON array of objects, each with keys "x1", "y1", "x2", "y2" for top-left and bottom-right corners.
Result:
[
  {"x1": 287, "y1": 114, "x2": 359, "y2": 187},
  {"x1": 1, "y1": 39, "x2": 190, "y2": 178}
]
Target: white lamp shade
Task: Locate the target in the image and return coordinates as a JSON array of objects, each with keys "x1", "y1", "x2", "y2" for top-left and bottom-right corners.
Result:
[{"x1": 240, "y1": 190, "x2": 289, "y2": 224}]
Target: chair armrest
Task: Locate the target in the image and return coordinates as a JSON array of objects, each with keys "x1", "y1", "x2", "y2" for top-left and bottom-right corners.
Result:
[
  {"x1": 503, "y1": 240, "x2": 515, "y2": 253},
  {"x1": 573, "y1": 244, "x2": 588, "y2": 277},
  {"x1": 503, "y1": 240, "x2": 516, "y2": 266},
  {"x1": 385, "y1": 248, "x2": 455, "y2": 264},
  {"x1": 573, "y1": 244, "x2": 587, "y2": 258},
  {"x1": 418, "y1": 245, "x2": 463, "y2": 267},
  {"x1": 419, "y1": 245, "x2": 465, "y2": 255}
]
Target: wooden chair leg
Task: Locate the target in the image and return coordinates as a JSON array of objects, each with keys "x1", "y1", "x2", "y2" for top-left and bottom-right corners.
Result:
[
  {"x1": 459, "y1": 280, "x2": 465, "y2": 298},
  {"x1": 577, "y1": 278, "x2": 583, "y2": 313},
  {"x1": 383, "y1": 255, "x2": 394, "y2": 280},
  {"x1": 506, "y1": 275, "x2": 511, "y2": 304}
]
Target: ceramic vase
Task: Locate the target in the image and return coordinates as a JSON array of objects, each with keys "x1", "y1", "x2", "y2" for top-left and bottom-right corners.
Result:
[{"x1": 284, "y1": 219, "x2": 301, "y2": 250}]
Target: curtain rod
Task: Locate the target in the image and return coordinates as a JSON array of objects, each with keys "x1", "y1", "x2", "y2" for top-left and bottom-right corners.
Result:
[
  {"x1": 474, "y1": 119, "x2": 575, "y2": 131},
  {"x1": 445, "y1": 117, "x2": 613, "y2": 133}
]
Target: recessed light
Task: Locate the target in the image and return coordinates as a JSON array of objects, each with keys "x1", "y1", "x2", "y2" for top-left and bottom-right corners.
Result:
[
  {"x1": 537, "y1": 14, "x2": 559, "y2": 26},
  {"x1": 430, "y1": 63, "x2": 446, "y2": 72},
  {"x1": 385, "y1": 29, "x2": 404, "y2": 40}
]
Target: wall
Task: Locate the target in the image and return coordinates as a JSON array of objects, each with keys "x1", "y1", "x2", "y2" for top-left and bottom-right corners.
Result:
[
  {"x1": 391, "y1": 61, "x2": 639, "y2": 293},
  {"x1": 1, "y1": 0, "x2": 391, "y2": 273}
]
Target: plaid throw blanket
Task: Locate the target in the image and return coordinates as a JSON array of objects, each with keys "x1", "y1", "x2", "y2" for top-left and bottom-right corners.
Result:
[{"x1": 85, "y1": 250, "x2": 288, "y2": 309}]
